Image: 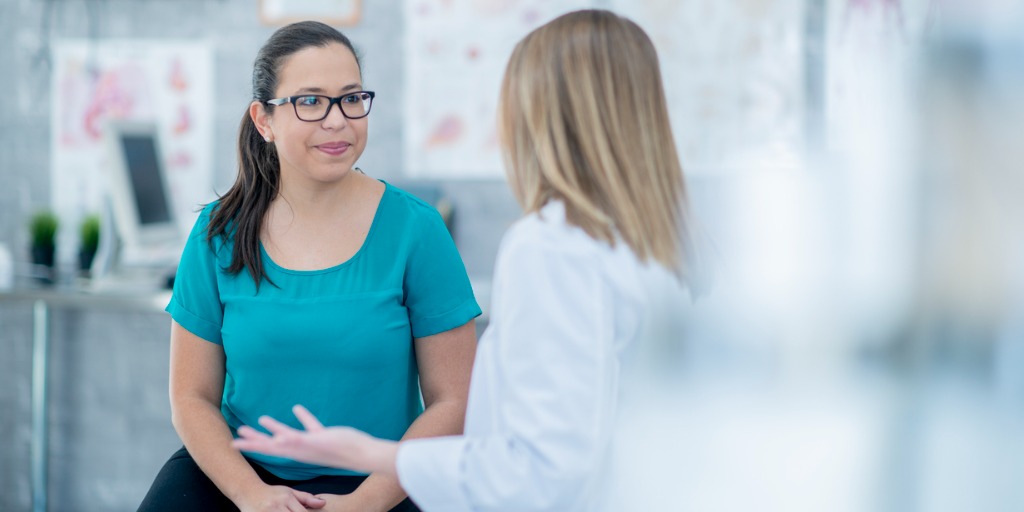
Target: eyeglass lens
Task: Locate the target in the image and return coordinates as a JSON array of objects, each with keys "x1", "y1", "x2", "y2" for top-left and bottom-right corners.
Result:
[{"x1": 294, "y1": 93, "x2": 373, "y2": 121}]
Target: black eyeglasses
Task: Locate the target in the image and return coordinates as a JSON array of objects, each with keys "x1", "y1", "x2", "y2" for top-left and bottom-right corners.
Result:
[{"x1": 265, "y1": 91, "x2": 375, "y2": 122}]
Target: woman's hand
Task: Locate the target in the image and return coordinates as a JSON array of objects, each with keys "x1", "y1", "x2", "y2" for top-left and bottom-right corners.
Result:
[
  {"x1": 236, "y1": 483, "x2": 326, "y2": 512},
  {"x1": 314, "y1": 492, "x2": 385, "y2": 512},
  {"x1": 233, "y1": 404, "x2": 399, "y2": 477}
]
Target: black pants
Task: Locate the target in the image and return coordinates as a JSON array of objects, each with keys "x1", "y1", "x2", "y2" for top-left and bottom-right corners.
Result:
[{"x1": 138, "y1": 446, "x2": 419, "y2": 512}]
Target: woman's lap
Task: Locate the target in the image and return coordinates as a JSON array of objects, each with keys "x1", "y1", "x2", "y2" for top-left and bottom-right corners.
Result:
[
  {"x1": 137, "y1": 447, "x2": 238, "y2": 512},
  {"x1": 138, "y1": 446, "x2": 418, "y2": 512}
]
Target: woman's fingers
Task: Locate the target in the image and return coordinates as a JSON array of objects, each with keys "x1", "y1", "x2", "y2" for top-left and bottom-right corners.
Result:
[
  {"x1": 257, "y1": 414, "x2": 295, "y2": 435},
  {"x1": 235, "y1": 425, "x2": 271, "y2": 440},
  {"x1": 233, "y1": 406, "x2": 327, "y2": 458},
  {"x1": 231, "y1": 436, "x2": 266, "y2": 451},
  {"x1": 235, "y1": 416, "x2": 298, "y2": 451},
  {"x1": 292, "y1": 404, "x2": 325, "y2": 431},
  {"x1": 293, "y1": 490, "x2": 326, "y2": 509}
]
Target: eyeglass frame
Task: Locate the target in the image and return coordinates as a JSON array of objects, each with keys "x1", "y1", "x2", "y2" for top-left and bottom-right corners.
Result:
[{"x1": 264, "y1": 90, "x2": 376, "y2": 122}]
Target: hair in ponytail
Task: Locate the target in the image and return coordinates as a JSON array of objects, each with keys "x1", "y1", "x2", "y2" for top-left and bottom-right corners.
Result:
[{"x1": 205, "y1": 21, "x2": 360, "y2": 288}]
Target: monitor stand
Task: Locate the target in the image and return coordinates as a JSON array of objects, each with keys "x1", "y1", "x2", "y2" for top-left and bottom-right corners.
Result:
[{"x1": 85, "y1": 202, "x2": 177, "y2": 293}]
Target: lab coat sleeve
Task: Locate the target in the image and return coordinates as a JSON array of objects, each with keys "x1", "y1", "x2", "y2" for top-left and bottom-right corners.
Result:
[{"x1": 396, "y1": 231, "x2": 613, "y2": 512}]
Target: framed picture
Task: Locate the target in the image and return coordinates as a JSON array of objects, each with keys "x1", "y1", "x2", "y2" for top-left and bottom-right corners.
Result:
[{"x1": 260, "y1": 0, "x2": 361, "y2": 26}]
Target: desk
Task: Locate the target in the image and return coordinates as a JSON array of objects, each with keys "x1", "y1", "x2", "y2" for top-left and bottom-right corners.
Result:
[{"x1": 0, "y1": 285, "x2": 170, "y2": 512}]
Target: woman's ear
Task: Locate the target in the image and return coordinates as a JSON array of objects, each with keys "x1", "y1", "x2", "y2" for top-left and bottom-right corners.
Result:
[{"x1": 250, "y1": 101, "x2": 274, "y2": 142}]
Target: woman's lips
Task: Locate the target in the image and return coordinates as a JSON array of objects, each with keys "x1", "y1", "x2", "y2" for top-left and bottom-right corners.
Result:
[{"x1": 316, "y1": 142, "x2": 350, "y2": 156}]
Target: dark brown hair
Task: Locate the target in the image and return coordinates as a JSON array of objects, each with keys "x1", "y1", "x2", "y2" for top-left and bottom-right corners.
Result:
[{"x1": 206, "y1": 21, "x2": 361, "y2": 288}]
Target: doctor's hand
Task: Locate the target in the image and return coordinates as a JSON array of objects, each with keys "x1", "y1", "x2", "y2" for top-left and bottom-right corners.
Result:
[{"x1": 233, "y1": 404, "x2": 399, "y2": 477}]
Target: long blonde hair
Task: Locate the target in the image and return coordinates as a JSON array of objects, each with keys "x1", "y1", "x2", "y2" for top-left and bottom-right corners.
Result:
[{"x1": 499, "y1": 9, "x2": 695, "y2": 280}]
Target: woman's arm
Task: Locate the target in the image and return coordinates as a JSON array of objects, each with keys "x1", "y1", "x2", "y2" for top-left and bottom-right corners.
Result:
[
  {"x1": 327, "y1": 320, "x2": 477, "y2": 511},
  {"x1": 170, "y1": 321, "x2": 325, "y2": 512},
  {"x1": 394, "y1": 236, "x2": 613, "y2": 512}
]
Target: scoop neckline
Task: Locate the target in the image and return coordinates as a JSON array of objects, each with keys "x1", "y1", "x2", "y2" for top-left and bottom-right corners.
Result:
[{"x1": 258, "y1": 180, "x2": 389, "y2": 275}]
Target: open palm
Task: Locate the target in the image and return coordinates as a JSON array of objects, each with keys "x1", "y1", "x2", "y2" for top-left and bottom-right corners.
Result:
[{"x1": 233, "y1": 404, "x2": 391, "y2": 475}]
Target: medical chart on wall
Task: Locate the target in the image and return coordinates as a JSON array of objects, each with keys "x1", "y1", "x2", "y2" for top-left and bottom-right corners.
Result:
[
  {"x1": 50, "y1": 40, "x2": 213, "y2": 259},
  {"x1": 404, "y1": 0, "x2": 806, "y2": 178},
  {"x1": 825, "y1": 0, "x2": 933, "y2": 151},
  {"x1": 612, "y1": 0, "x2": 805, "y2": 174},
  {"x1": 403, "y1": 0, "x2": 594, "y2": 178}
]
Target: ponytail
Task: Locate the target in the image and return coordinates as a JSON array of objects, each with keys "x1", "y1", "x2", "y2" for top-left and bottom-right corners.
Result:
[{"x1": 205, "y1": 108, "x2": 280, "y2": 289}]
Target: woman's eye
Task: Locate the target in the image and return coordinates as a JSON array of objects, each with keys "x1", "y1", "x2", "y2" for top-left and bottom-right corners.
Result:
[
  {"x1": 342, "y1": 94, "x2": 361, "y2": 104},
  {"x1": 297, "y1": 96, "x2": 321, "y2": 106}
]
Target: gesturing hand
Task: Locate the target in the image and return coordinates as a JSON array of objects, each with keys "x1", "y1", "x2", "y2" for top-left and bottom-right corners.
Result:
[{"x1": 233, "y1": 404, "x2": 399, "y2": 477}]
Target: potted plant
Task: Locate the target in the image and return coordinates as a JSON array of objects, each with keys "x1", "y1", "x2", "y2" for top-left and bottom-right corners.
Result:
[
  {"x1": 29, "y1": 210, "x2": 59, "y2": 281},
  {"x1": 79, "y1": 214, "x2": 101, "y2": 275}
]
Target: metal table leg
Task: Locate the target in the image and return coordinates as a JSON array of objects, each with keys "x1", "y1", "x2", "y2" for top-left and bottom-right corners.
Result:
[{"x1": 31, "y1": 299, "x2": 48, "y2": 512}]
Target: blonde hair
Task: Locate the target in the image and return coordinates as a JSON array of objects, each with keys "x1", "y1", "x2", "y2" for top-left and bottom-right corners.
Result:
[{"x1": 499, "y1": 9, "x2": 695, "y2": 280}]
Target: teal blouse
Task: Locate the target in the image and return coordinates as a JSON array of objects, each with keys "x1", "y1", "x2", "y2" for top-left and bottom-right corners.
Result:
[{"x1": 166, "y1": 181, "x2": 481, "y2": 479}]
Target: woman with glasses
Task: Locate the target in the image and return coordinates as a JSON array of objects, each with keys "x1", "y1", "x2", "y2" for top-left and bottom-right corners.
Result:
[
  {"x1": 233, "y1": 9, "x2": 697, "y2": 512},
  {"x1": 138, "y1": 21, "x2": 480, "y2": 512}
]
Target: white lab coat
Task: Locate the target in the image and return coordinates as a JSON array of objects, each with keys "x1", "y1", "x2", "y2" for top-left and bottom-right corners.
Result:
[{"x1": 396, "y1": 200, "x2": 688, "y2": 512}]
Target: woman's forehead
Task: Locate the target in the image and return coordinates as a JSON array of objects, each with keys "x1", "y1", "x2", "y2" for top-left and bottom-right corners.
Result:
[{"x1": 277, "y1": 43, "x2": 361, "y2": 92}]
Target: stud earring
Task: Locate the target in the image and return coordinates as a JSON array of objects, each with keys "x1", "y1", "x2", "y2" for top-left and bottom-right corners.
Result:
[{"x1": 264, "y1": 136, "x2": 271, "y2": 142}]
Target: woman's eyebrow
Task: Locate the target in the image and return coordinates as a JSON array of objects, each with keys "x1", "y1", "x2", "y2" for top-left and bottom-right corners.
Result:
[{"x1": 291, "y1": 83, "x2": 362, "y2": 95}]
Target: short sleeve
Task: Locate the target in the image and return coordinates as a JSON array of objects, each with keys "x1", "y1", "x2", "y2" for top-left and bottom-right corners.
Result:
[
  {"x1": 165, "y1": 205, "x2": 224, "y2": 344},
  {"x1": 403, "y1": 208, "x2": 481, "y2": 338}
]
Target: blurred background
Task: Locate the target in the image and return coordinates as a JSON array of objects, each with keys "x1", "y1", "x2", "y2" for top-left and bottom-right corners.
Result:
[{"x1": 1, "y1": 0, "x2": 1022, "y2": 511}]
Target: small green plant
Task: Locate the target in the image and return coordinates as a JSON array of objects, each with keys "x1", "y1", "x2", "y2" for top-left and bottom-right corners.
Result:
[
  {"x1": 80, "y1": 214, "x2": 101, "y2": 253},
  {"x1": 29, "y1": 211, "x2": 59, "y2": 249},
  {"x1": 29, "y1": 210, "x2": 59, "y2": 275}
]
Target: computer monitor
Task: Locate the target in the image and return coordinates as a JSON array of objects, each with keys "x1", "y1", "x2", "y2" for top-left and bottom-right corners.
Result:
[{"x1": 98, "y1": 120, "x2": 182, "y2": 273}]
